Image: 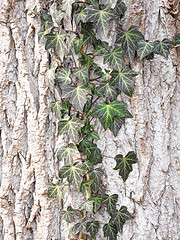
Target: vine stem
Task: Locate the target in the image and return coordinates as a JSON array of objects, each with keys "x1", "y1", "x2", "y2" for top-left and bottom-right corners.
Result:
[
  {"x1": 102, "y1": 154, "x2": 114, "y2": 159},
  {"x1": 171, "y1": 44, "x2": 180, "y2": 48}
]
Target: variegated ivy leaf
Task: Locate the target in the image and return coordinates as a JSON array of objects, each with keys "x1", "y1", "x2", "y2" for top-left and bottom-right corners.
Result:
[
  {"x1": 89, "y1": 168, "x2": 104, "y2": 184},
  {"x1": 91, "y1": 101, "x2": 126, "y2": 130},
  {"x1": 45, "y1": 61, "x2": 58, "y2": 92},
  {"x1": 71, "y1": 217, "x2": 92, "y2": 235},
  {"x1": 137, "y1": 40, "x2": 155, "y2": 60},
  {"x1": 72, "y1": 66, "x2": 89, "y2": 83},
  {"x1": 58, "y1": 116, "x2": 84, "y2": 142},
  {"x1": 62, "y1": 0, "x2": 75, "y2": 17},
  {"x1": 111, "y1": 206, "x2": 132, "y2": 233},
  {"x1": 95, "y1": 81, "x2": 118, "y2": 101},
  {"x1": 59, "y1": 162, "x2": 85, "y2": 191},
  {"x1": 53, "y1": 10, "x2": 65, "y2": 24},
  {"x1": 110, "y1": 66, "x2": 138, "y2": 97},
  {"x1": 102, "y1": 194, "x2": 118, "y2": 216},
  {"x1": 174, "y1": 33, "x2": 180, "y2": 50},
  {"x1": 153, "y1": 38, "x2": 173, "y2": 59},
  {"x1": 114, "y1": 151, "x2": 138, "y2": 182},
  {"x1": 45, "y1": 28, "x2": 67, "y2": 61},
  {"x1": 85, "y1": 5, "x2": 115, "y2": 36},
  {"x1": 103, "y1": 219, "x2": 118, "y2": 240},
  {"x1": 62, "y1": 83, "x2": 91, "y2": 112},
  {"x1": 114, "y1": 0, "x2": 127, "y2": 16},
  {"x1": 38, "y1": 23, "x2": 53, "y2": 43},
  {"x1": 104, "y1": 46, "x2": 125, "y2": 72},
  {"x1": 57, "y1": 143, "x2": 79, "y2": 165},
  {"x1": 51, "y1": 101, "x2": 62, "y2": 120},
  {"x1": 55, "y1": 68, "x2": 71, "y2": 85},
  {"x1": 47, "y1": 183, "x2": 66, "y2": 208},
  {"x1": 81, "y1": 179, "x2": 94, "y2": 199},
  {"x1": 74, "y1": 37, "x2": 84, "y2": 54},
  {"x1": 116, "y1": 25, "x2": 144, "y2": 61},
  {"x1": 86, "y1": 221, "x2": 100, "y2": 238},
  {"x1": 79, "y1": 199, "x2": 94, "y2": 213},
  {"x1": 75, "y1": 7, "x2": 87, "y2": 25},
  {"x1": 60, "y1": 206, "x2": 80, "y2": 223}
]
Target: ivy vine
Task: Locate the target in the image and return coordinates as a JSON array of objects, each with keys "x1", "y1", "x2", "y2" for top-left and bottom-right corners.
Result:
[{"x1": 31, "y1": 0, "x2": 180, "y2": 239}]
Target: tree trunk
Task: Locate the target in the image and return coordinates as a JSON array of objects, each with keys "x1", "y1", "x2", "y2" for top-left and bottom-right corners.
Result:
[{"x1": 0, "y1": 0, "x2": 179, "y2": 240}]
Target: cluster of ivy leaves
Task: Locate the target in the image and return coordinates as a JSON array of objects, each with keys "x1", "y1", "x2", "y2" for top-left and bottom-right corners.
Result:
[{"x1": 35, "y1": 0, "x2": 180, "y2": 239}]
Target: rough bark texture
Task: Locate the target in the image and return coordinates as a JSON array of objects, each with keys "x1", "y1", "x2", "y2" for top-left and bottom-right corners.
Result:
[{"x1": 0, "y1": 0, "x2": 179, "y2": 240}]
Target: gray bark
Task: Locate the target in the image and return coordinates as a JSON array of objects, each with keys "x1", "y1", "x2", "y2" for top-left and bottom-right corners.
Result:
[{"x1": 0, "y1": 0, "x2": 179, "y2": 240}]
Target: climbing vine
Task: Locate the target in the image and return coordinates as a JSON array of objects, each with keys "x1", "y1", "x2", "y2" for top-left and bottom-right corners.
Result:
[{"x1": 31, "y1": 0, "x2": 180, "y2": 239}]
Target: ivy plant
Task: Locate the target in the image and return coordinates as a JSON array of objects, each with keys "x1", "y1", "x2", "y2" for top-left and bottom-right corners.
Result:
[{"x1": 33, "y1": 0, "x2": 180, "y2": 239}]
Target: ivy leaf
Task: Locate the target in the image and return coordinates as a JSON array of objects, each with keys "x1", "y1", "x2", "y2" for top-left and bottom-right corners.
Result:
[
  {"x1": 55, "y1": 68, "x2": 71, "y2": 85},
  {"x1": 82, "y1": 160, "x2": 94, "y2": 172},
  {"x1": 47, "y1": 183, "x2": 65, "y2": 208},
  {"x1": 114, "y1": 0, "x2": 127, "y2": 17},
  {"x1": 62, "y1": 0, "x2": 75, "y2": 17},
  {"x1": 102, "y1": 194, "x2": 118, "y2": 216},
  {"x1": 61, "y1": 206, "x2": 80, "y2": 223},
  {"x1": 91, "y1": 196, "x2": 102, "y2": 213},
  {"x1": 51, "y1": 101, "x2": 62, "y2": 120},
  {"x1": 109, "y1": 117, "x2": 125, "y2": 137},
  {"x1": 71, "y1": 217, "x2": 91, "y2": 235},
  {"x1": 114, "y1": 151, "x2": 138, "y2": 182},
  {"x1": 57, "y1": 143, "x2": 79, "y2": 165},
  {"x1": 40, "y1": 12, "x2": 53, "y2": 29},
  {"x1": 58, "y1": 116, "x2": 84, "y2": 142},
  {"x1": 92, "y1": 180, "x2": 104, "y2": 194},
  {"x1": 45, "y1": 61, "x2": 58, "y2": 92},
  {"x1": 60, "y1": 100, "x2": 70, "y2": 117},
  {"x1": 96, "y1": 81, "x2": 118, "y2": 101},
  {"x1": 79, "y1": 199, "x2": 94, "y2": 213},
  {"x1": 81, "y1": 179, "x2": 94, "y2": 199},
  {"x1": 45, "y1": 28, "x2": 67, "y2": 61},
  {"x1": 116, "y1": 25, "x2": 144, "y2": 61},
  {"x1": 74, "y1": 37, "x2": 84, "y2": 54},
  {"x1": 91, "y1": 101, "x2": 126, "y2": 130},
  {"x1": 38, "y1": 24, "x2": 53, "y2": 43},
  {"x1": 72, "y1": 66, "x2": 89, "y2": 83},
  {"x1": 137, "y1": 40, "x2": 155, "y2": 60},
  {"x1": 100, "y1": 0, "x2": 117, "y2": 5},
  {"x1": 59, "y1": 162, "x2": 85, "y2": 191},
  {"x1": 53, "y1": 10, "x2": 65, "y2": 24},
  {"x1": 75, "y1": 7, "x2": 87, "y2": 25},
  {"x1": 79, "y1": 142, "x2": 102, "y2": 165},
  {"x1": 86, "y1": 0, "x2": 99, "y2": 5},
  {"x1": 86, "y1": 221, "x2": 100, "y2": 237},
  {"x1": 153, "y1": 38, "x2": 173, "y2": 59},
  {"x1": 62, "y1": 83, "x2": 91, "y2": 112},
  {"x1": 174, "y1": 33, "x2": 180, "y2": 50},
  {"x1": 85, "y1": 5, "x2": 115, "y2": 36},
  {"x1": 104, "y1": 46, "x2": 125, "y2": 72},
  {"x1": 112, "y1": 206, "x2": 132, "y2": 233},
  {"x1": 78, "y1": 53, "x2": 94, "y2": 68},
  {"x1": 110, "y1": 66, "x2": 138, "y2": 97},
  {"x1": 89, "y1": 168, "x2": 104, "y2": 184},
  {"x1": 81, "y1": 22, "x2": 98, "y2": 47},
  {"x1": 103, "y1": 220, "x2": 118, "y2": 240}
]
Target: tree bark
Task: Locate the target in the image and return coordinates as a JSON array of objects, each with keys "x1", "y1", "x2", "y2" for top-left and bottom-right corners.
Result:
[{"x1": 0, "y1": 0, "x2": 179, "y2": 240}]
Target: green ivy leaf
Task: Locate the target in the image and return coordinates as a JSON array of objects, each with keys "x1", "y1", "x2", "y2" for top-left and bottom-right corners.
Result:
[
  {"x1": 81, "y1": 22, "x2": 98, "y2": 47},
  {"x1": 60, "y1": 100, "x2": 70, "y2": 117},
  {"x1": 72, "y1": 66, "x2": 89, "y2": 83},
  {"x1": 79, "y1": 199, "x2": 94, "y2": 213},
  {"x1": 109, "y1": 117, "x2": 125, "y2": 137},
  {"x1": 61, "y1": 206, "x2": 80, "y2": 223},
  {"x1": 55, "y1": 68, "x2": 71, "y2": 85},
  {"x1": 174, "y1": 33, "x2": 180, "y2": 50},
  {"x1": 89, "y1": 168, "x2": 104, "y2": 184},
  {"x1": 75, "y1": 7, "x2": 87, "y2": 25},
  {"x1": 95, "y1": 81, "x2": 118, "y2": 101},
  {"x1": 62, "y1": 0, "x2": 75, "y2": 17},
  {"x1": 92, "y1": 180, "x2": 104, "y2": 194},
  {"x1": 47, "y1": 183, "x2": 65, "y2": 208},
  {"x1": 91, "y1": 101, "x2": 126, "y2": 130},
  {"x1": 79, "y1": 142, "x2": 102, "y2": 165},
  {"x1": 74, "y1": 37, "x2": 84, "y2": 54},
  {"x1": 102, "y1": 194, "x2": 118, "y2": 216},
  {"x1": 78, "y1": 53, "x2": 94, "y2": 68},
  {"x1": 110, "y1": 66, "x2": 138, "y2": 97},
  {"x1": 45, "y1": 61, "x2": 58, "y2": 92},
  {"x1": 38, "y1": 23, "x2": 53, "y2": 43},
  {"x1": 53, "y1": 10, "x2": 65, "y2": 24},
  {"x1": 111, "y1": 206, "x2": 132, "y2": 233},
  {"x1": 104, "y1": 46, "x2": 125, "y2": 72},
  {"x1": 86, "y1": 0, "x2": 99, "y2": 5},
  {"x1": 59, "y1": 162, "x2": 85, "y2": 191},
  {"x1": 58, "y1": 116, "x2": 84, "y2": 142},
  {"x1": 153, "y1": 38, "x2": 173, "y2": 59},
  {"x1": 91, "y1": 196, "x2": 102, "y2": 213},
  {"x1": 82, "y1": 160, "x2": 94, "y2": 172},
  {"x1": 51, "y1": 101, "x2": 62, "y2": 120},
  {"x1": 71, "y1": 217, "x2": 91, "y2": 235},
  {"x1": 114, "y1": 151, "x2": 138, "y2": 182},
  {"x1": 103, "y1": 220, "x2": 118, "y2": 240},
  {"x1": 137, "y1": 40, "x2": 155, "y2": 60},
  {"x1": 45, "y1": 28, "x2": 67, "y2": 61},
  {"x1": 116, "y1": 25, "x2": 144, "y2": 61},
  {"x1": 114, "y1": 0, "x2": 127, "y2": 16},
  {"x1": 81, "y1": 179, "x2": 94, "y2": 199},
  {"x1": 85, "y1": 5, "x2": 115, "y2": 36},
  {"x1": 62, "y1": 83, "x2": 91, "y2": 112},
  {"x1": 86, "y1": 221, "x2": 100, "y2": 237},
  {"x1": 57, "y1": 143, "x2": 79, "y2": 165}
]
